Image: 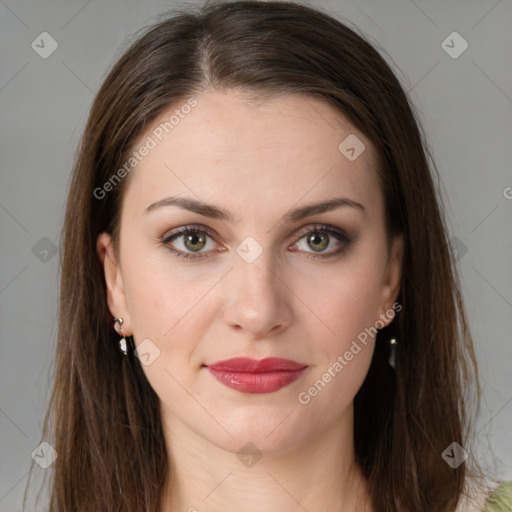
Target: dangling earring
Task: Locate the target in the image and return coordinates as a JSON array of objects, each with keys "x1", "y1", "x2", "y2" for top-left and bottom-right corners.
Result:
[
  {"x1": 388, "y1": 338, "x2": 397, "y2": 369},
  {"x1": 114, "y1": 317, "x2": 128, "y2": 356}
]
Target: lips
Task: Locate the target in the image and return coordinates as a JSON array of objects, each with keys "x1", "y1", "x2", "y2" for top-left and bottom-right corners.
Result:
[
  {"x1": 208, "y1": 357, "x2": 306, "y2": 372},
  {"x1": 206, "y1": 357, "x2": 308, "y2": 394}
]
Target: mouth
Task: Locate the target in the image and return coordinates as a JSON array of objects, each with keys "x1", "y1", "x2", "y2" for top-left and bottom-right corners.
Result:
[{"x1": 204, "y1": 357, "x2": 309, "y2": 394}]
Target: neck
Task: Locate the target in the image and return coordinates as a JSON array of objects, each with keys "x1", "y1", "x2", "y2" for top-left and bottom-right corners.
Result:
[{"x1": 158, "y1": 403, "x2": 374, "y2": 512}]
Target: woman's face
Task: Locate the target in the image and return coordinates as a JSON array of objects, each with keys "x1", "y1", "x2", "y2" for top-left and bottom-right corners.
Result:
[{"x1": 98, "y1": 90, "x2": 403, "y2": 455}]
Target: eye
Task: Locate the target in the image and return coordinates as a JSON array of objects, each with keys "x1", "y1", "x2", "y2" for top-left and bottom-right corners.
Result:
[
  {"x1": 290, "y1": 224, "x2": 351, "y2": 258},
  {"x1": 161, "y1": 225, "x2": 220, "y2": 260},
  {"x1": 160, "y1": 223, "x2": 352, "y2": 261}
]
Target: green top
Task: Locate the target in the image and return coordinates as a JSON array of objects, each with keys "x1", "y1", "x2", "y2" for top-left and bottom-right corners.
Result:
[{"x1": 483, "y1": 481, "x2": 512, "y2": 511}]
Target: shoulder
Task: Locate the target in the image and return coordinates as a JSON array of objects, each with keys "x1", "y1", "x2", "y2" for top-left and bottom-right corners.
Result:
[
  {"x1": 456, "y1": 480, "x2": 512, "y2": 512},
  {"x1": 482, "y1": 481, "x2": 512, "y2": 511}
]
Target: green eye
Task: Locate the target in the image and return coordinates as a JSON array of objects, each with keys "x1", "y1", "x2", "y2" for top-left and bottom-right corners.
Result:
[
  {"x1": 161, "y1": 224, "x2": 352, "y2": 261},
  {"x1": 292, "y1": 225, "x2": 351, "y2": 258},
  {"x1": 182, "y1": 231, "x2": 207, "y2": 252},
  {"x1": 161, "y1": 225, "x2": 217, "y2": 260},
  {"x1": 306, "y1": 232, "x2": 329, "y2": 252}
]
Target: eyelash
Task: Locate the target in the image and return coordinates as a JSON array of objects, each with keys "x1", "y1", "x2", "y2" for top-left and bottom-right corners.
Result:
[{"x1": 160, "y1": 223, "x2": 352, "y2": 261}]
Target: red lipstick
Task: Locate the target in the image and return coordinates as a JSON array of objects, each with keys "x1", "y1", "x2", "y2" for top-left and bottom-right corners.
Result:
[{"x1": 206, "y1": 357, "x2": 308, "y2": 394}]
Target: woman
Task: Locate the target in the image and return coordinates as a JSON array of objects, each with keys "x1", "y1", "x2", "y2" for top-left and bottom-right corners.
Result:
[{"x1": 23, "y1": 1, "x2": 512, "y2": 511}]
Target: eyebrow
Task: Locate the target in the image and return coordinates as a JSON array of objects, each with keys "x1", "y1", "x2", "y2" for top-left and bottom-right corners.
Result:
[{"x1": 144, "y1": 195, "x2": 366, "y2": 223}]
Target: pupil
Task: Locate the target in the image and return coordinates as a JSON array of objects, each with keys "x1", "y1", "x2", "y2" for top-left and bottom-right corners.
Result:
[
  {"x1": 185, "y1": 232, "x2": 205, "y2": 251},
  {"x1": 309, "y1": 232, "x2": 328, "y2": 251}
]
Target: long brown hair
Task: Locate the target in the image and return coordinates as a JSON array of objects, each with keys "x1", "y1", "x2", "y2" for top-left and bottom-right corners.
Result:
[{"x1": 23, "y1": 1, "x2": 487, "y2": 510}]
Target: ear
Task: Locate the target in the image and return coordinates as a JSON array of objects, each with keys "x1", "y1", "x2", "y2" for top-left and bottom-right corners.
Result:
[
  {"x1": 96, "y1": 232, "x2": 132, "y2": 334},
  {"x1": 376, "y1": 233, "x2": 403, "y2": 326}
]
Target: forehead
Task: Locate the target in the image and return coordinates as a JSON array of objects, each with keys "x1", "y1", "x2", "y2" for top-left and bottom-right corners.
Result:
[{"x1": 123, "y1": 90, "x2": 382, "y2": 223}]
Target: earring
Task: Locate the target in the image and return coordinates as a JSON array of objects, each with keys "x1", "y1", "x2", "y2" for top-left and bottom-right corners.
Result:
[
  {"x1": 114, "y1": 317, "x2": 128, "y2": 356},
  {"x1": 388, "y1": 338, "x2": 397, "y2": 369}
]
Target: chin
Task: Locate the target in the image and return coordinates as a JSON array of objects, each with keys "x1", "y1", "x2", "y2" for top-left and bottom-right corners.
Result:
[{"x1": 204, "y1": 410, "x2": 312, "y2": 458}]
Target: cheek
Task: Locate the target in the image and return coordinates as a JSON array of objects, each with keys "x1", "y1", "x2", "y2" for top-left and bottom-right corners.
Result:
[
  {"x1": 294, "y1": 269, "x2": 380, "y2": 423},
  {"x1": 291, "y1": 249, "x2": 385, "y2": 407},
  {"x1": 310, "y1": 276, "x2": 379, "y2": 381},
  {"x1": 120, "y1": 259, "x2": 211, "y2": 403},
  {"x1": 121, "y1": 246, "x2": 224, "y2": 389},
  {"x1": 122, "y1": 238, "x2": 215, "y2": 337},
  {"x1": 295, "y1": 258, "x2": 384, "y2": 349}
]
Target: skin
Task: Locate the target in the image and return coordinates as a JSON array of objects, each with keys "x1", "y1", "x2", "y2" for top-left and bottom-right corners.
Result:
[{"x1": 97, "y1": 90, "x2": 403, "y2": 512}]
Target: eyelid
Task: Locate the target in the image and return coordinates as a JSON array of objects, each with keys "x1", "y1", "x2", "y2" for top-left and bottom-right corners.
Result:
[
  {"x1": 288, "y1": 224, "x2": 351, "y2": 257},
  {"x1": 161, "y1": 223, "x2": 218, "y2": 243},
  {"x1": 292, "y1": 223, "x2": 350, "y2": 241},
  {"x1": 160, "y1": 223, "x2": 352, "y2": 259}
]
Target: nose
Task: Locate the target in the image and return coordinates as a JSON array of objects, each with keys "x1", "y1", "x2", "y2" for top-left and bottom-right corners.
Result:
[{"x1": 222, "y1": 252, "x2": 293, "y2": 339}]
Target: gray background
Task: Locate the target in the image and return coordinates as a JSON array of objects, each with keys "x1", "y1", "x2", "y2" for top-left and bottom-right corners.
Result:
[{"x1": 1, "y1": 0, "x2": 511, "y2": 510}]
